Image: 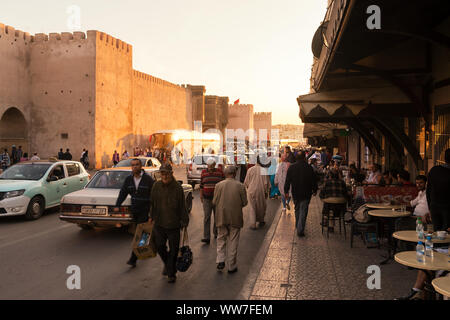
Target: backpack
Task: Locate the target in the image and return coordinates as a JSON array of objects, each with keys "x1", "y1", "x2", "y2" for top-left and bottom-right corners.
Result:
[{"x1": 353, "y1": 204, "x2": 371, "y2": 223}]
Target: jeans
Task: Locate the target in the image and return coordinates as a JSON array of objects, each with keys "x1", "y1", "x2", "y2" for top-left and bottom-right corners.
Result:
[
  {"x1": 153, "y1": 225, "x2": 181, "y2": 277},
  {"x1": 281, "y1": 195, "x2": 291, "y2": 209},
  {"x1": 294, "y1": 198, "x2": 311, "y2": 234},
  {"x1": 202, "y1": 198, "x2": 217, "y2": 239}
]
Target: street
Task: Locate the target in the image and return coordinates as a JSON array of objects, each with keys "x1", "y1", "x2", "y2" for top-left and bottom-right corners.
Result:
[{"x1": 0, "y1": 166, "x2": 280, "y2": 299}]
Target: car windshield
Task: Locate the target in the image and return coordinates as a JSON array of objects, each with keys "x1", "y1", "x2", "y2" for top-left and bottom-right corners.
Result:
[
  {"x1": 0, "y1": 163, "x2": 51, "y2": 180},
  {"x1": 116, "y1": 159, "x2": 146, "y2": 167},
  {"x1": 86, "y1": 171, "x2": 131, "y2": 189}
]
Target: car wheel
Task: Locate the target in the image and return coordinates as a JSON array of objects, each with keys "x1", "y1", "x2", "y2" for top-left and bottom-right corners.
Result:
[
  {"x1": 78, "y1": 224, "x2": 94, "y2": 230},
  {"x1": 25, "y1": 196, "x2": 45, "y2": 220},
  {"x1": 186, "y1": 193, "x2": 193, "y2": 213}
]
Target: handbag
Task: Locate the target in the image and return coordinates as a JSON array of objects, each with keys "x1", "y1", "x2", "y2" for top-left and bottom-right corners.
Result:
[
  {"x1": 353, "y1": 204, "x2": 371, "y2": 223},
  {"x1": 176, "y1": 227, "x2": 193, "y2": 272},
  {"x1": 132, "y1": 221, "x2": 157, "y2": 260}
]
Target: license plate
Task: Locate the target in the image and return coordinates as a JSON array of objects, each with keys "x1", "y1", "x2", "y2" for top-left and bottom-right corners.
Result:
[{"x1": 81, "y1": 206, "x2": 108, "y2": 216}]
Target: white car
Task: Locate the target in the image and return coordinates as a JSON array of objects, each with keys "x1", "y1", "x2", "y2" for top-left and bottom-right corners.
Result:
[
  {"x1": 59, "y1": 167, "x2": 193, "y2": 230},
  {"x1": 186, "y1": 154, "x2": 231, "y2": 188},
  {"x1": 114, "y1": 157, "x2": 161, "y2": 169},
  {"x1": 0, "y1": 160, "x2": 89, "y2": 220}
]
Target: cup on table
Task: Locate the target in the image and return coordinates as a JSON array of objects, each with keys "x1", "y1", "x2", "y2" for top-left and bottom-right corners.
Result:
[{"x1": 436, "y1": 231, "x2": 448, "y2": 240}]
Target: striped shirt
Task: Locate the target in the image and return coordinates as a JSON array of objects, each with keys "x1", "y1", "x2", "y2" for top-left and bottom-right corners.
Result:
[{"x1": 200, "y1": 169, "x2": 225, "y2": 199}]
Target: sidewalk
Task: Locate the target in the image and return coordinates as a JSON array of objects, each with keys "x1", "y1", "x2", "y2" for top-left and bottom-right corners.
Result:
[{"x1": 247, "y1": 196, "x2": 417, "y2": 300}]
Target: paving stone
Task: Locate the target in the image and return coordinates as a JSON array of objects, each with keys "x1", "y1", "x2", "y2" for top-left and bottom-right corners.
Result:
[{"x1": 250, "y1": 196, "x2": 417, "y2": 300}]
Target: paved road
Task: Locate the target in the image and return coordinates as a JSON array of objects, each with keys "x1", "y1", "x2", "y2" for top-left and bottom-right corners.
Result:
[{"x1": 0, "y1": 166, "x2": 279, "y2": 299}]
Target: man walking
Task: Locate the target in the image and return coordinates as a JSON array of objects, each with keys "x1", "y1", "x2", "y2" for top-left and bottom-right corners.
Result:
[
  {"x1": 200, "y1": 157, "x2": 224, "y2": 244},
  {"x1": 150, "y1": 163, "x2": 189, "y2": 283},
  {"x1": 58, "y1": 148, "x2": 64, "y2": 160},
  {"x1": 16, "y1": 146, "x2": 23, "y2": 163},
  {"x1": 115, "y1": 158, "x2": 154, "y2": 268},
  {"x1": 112, "y1": 150, "x2": 120, "y2": 166},
  {"x1": 244, "y1": 156, "x2": 270, "y2": 229},
  {"x1": 213, "y1": 166, "x2": 248, "y2": 273},
  {"x1": 64, "y1": 149, "x2": 72, "y2": 160},
  {"x1": 285, "y1": 152, "x2": 318, "y2": 237}
]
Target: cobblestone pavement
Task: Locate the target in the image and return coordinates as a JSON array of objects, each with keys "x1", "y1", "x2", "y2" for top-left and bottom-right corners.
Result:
[{"x1": 249, "y1": 196, "x2": 417, "y2": 300}]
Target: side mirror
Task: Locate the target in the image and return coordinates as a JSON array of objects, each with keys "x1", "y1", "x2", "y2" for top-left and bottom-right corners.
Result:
[{"x1": 47, "y1": 176, "x2": 58, "y2": 182}]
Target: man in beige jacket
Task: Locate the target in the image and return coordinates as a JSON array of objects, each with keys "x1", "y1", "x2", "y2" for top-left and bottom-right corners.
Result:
[{"x1": 213, "y1": 166, "x2": 248, "y2": 273}]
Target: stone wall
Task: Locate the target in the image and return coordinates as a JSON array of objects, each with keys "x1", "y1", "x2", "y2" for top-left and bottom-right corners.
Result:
[
  {"x1": 0, "y1": 22, "x2": 194, "y2": 168},
  {"x1": 29, "y1": 31, "x2": 97, "y2": 161},
  {"x1": 227, "y1": 104, "x2": 254, "y2": 142},
  {"x1": 253, "y1": 112, "x2": 272, "y2": 142}
]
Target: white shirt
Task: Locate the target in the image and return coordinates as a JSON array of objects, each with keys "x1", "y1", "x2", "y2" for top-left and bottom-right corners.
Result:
[
  {"x1": 410, "y1": 190, "x2": 429, "y2": 217},
  {"x1": 30, "y1": 156, "x2": 40, "y2": 161},
  {"x1": 133, "y1": 172, "x2": 143, "y2": 190}
]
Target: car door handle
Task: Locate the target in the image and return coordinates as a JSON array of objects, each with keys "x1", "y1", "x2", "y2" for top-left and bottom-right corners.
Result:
[
  {"x1": 63, "y1": 183, "x2": 67, "y2": 186},
  {"x1": 80, "y1": 179, "x2": 84, "y2": 182}
]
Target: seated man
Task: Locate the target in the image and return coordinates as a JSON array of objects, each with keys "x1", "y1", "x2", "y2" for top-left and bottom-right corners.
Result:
[
  {"x1": 319, "y1": 170, "x2": 349, "y2": 232},
  {"x1": 397, "y1": 170, "x2": 413, "y2": 186}
]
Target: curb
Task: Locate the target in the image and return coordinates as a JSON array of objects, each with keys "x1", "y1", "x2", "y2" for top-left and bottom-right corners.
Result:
[{"x1": 236, "y1": 205, "x2": 283, "y2": 300}]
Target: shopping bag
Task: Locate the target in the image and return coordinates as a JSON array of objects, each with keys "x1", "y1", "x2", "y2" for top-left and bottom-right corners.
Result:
[
  {"x1": 176, "y1": 227, "x2": 193, "y2": 272},
  {"x1": 132, "y1": 221, "x2": 157, "y2": 260}
]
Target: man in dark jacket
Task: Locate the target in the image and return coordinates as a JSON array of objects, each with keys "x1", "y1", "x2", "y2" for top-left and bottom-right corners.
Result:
[
  {"x1": 150, "y1": 163, "x2": 189, "y2": 283},
  {"x1": 426, "y1": 148, "x2": 450, "y2": 232},
  {"x1": 58, "y1": 148, "x2": 64, "y2": 160},
  {"x1": 285, "y1": 152, "x2": 318, "y2": 237},
  {"x1": 63, "y1": 149, "x2": 73, "y2": 160},
  {"x1": 115, "y1": 158, "x2": 154, "y2": 267}
]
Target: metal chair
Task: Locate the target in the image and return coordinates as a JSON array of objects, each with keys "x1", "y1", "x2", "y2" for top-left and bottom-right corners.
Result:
[{"x1": 322, "y1": 197, "x2": 347, "y2": 239}]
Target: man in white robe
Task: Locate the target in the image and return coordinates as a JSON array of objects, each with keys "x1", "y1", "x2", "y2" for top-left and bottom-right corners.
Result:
[{"x1": 244, "y1": 158, "x2": 270, "y2": 229}]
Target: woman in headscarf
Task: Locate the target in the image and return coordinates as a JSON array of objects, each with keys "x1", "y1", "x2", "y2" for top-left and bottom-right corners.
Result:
[{"x1": 275, "y1": 153, "x2": 292, "y2": 213}]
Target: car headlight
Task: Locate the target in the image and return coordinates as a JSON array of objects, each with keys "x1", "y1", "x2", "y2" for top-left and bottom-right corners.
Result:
[{"x1": 4, "y1": 190, "x2": 25, "y2": 199}]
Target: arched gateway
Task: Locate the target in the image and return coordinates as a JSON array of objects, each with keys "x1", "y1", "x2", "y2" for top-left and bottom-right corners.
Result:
[{"x1": 0, "y1": 107, "x2": 29, "y2": 157}]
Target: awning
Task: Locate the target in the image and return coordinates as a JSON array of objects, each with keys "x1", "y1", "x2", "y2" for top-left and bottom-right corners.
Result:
[
  {"x1": 302, "y1": 123, "x2": 347, "y2": 139},
  {"x1": 297, "y1": 86, "x2": 417, "y2": 122}
]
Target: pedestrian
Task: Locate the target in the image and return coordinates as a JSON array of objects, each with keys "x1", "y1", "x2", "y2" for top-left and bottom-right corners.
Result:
[
  {"x1": 64, "y1": 148, "x2": 72, "y2": 160},
  {"x1": 321, "y1": 149, "x2": 328, "y2": 167},
  {"x1": 122, "y1": 150, "x2": 129, "y2": 160},
  {"x1": 268, "y1": 157, "x2": 280, "y2": 199},
  {"x1": 284, "y1": 146, "x2": 295, "y2": 163},
  {"x1": 112, "y1": 150, "x2": 120, "y2": 166},
  {"x1": 58, "y1": 148, "x2": 64, "y2": 160},
  {"x1": 1, "y1": 149, "x2": 10, "y2": 170},
  {"x1": 11, "y1": 145, "x2": 18, "y2": 164},
  {"x1": 284, "y1": 152, "x2": 318, "y2": 237},
  {"x1": 115, "y1": 158, "x2": 155, "y2": 268},
  {"x1": 82, "y1": 150, "x2": 89, "y2": 169},
  {"x1": 213, "y1": 166, "x2": 248, "y2": 273},
  {"x1": 30, "y1": 152, "x2": 40, "y2": 161},
  {"x1": 150, "y1": 163, "x2": 189, "y2": 283},
  {"x1": 200, "y1": 157, "x2": 224, "y2": 244},
  {"x1": 244, "y1": 156, "x2": 270, "y2": 229},
  {"x1": 80, "y1": 148, "x2": 86, "y2": 162},
  {"x1": 16, "y1": 146, "x2": 23, "y2": 162},
  {"x1": 426, "y1": 148, "x2": 450, "y2": 232},
  {"x1": 275, "y1": 153, "x2": 291, "y2": 213}
]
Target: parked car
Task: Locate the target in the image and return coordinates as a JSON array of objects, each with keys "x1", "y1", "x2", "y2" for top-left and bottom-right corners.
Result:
[
  {"x1": 59, "y1": 167, "x2": 193, "y2": 230},
  {"x1": 0, "y1": 160, "x2": 89, "y2": 220},
  {"x1": 186, "y1": 154, "x2": 231, "y2": 189},
  {"x1": 114, "y1": 157, "x2": 161, "y2": 169}
]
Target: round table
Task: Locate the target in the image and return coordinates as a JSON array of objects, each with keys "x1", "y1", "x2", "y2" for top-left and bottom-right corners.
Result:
[
  {"x1": 368, "y1": 210, "x2": 411, "y2": 218},
  {"x1": 432, "y1": 277, "x2": 450, "y2": 297},
  {"x1": 394, "y1": 251, "x2": 450, "y2": 271},
  {"x1": 366, "y1": 203, "x2": 402, "y2": 210},
  {"x1": 322, "y1": 197, "x2": 347, "y2": 204},
  {"x1": 393, "y1": 230, "x2": 450, "y2": 244}
]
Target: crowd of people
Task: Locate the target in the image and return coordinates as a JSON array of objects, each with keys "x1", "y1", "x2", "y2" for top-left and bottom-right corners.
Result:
[{"x1": 0, "y1": 145, "x2": 34, "y2": 170}]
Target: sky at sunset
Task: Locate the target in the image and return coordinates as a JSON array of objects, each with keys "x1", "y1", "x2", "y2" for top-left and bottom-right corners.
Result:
[{"x1": 1, "y1": 0, "x2": 327, "y2": 125}]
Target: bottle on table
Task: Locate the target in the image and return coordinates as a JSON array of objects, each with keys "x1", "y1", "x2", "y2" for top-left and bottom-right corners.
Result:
[
  {"x1": 425, "y1": 235, "x2": 434, "y2": 258},
  {"x1": 416, "y1": 217, "x2": 424, "y2": 240},
  {"x1": 416, "y1": 241, "x2": 425, "y2": 263}
]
